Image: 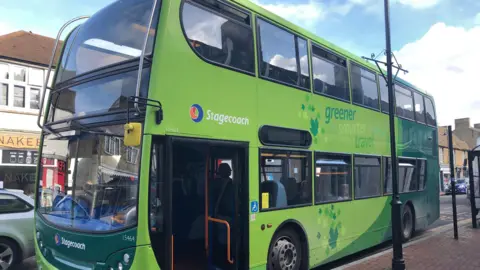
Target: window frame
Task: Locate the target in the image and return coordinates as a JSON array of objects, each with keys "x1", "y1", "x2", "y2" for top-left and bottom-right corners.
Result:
[
  {"x1": 379, "y1": 77, "x2": 390, "y2": 115},
  {"x1": 0, "y1": 193, "x2": 34, "y2": 215},
  {"x1": 350, "y1": 62, "x2": 381, "y2": 112},
  {"x1": 180, "y1": 0, "x2": 256, "y2": 77},
  {"x1": 394, "y1": 83, "x2": 416, "y2": 122},
  {"x1": 314, "y1": 151, "x2": 353, "y2": 205},
  {"x1": 424, "y1": 96, "x2": 437, "y2": 127},
  {"x1": 397, "y1": 156, "x2": 420, "y2": 194},
  {"x1": 382, "y1": 156, "x2": 392, "y2": 195},
  {"x1": 310, "y1": 42, "x2": 351, "y2": 104},
  {"x1": 0, "y1": 83, "x2": 8, "y2": 106},
  {"x1": 353, "y1": 154, "x2": 382, "y2": 200},
  {"x1": 256, "y1": 15, "x2": 311, "y2": 92},
  {"x1": 413, "y1": 91, "x2": 426, "y2": 124},
  {"x1": 258, "y1": 125, "x2": 312, "y2": 148},
  {"x1": 258, "y1": 148, "x2": 313, "y2": 212},
  {"x1": 417, "y1": 158, "x2": 427, "y2": 191},
  {"x1": 13, "y1": 85, "x2": 25, "y2": 108}
]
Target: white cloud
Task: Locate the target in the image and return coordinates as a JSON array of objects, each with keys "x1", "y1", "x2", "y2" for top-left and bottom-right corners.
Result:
[
  {"x1": 0, "y1": 22, "x2": 15, "y2": 35},
  {"x1": 251, "y1": 0, "x2": 327, "y2": 28},
  {"x1": 397, "y1": 0, "x2": 441, "y2": 9},
  {"x1": 392, "y1": 22, "x2": 480, "y2": 126}
]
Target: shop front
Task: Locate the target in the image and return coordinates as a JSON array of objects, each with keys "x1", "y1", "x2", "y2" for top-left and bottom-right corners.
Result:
[{"x1": 0, "y1": 132, "x2": 41, "y2": 197}]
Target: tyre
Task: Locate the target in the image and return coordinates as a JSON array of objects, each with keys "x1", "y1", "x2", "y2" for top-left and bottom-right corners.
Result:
[
  {"x1": 401, "y1": 204, "x2": 414, "y2": 242},
  {"x1": 267, "y1": 228, "x2": 303, "y2": 270},
  {"x1": 0, "y1": 238, "x2": 19, "y2": 270}
]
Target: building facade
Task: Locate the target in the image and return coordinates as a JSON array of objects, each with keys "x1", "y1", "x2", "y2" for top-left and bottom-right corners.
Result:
[
  {"x1": 453, "y1": 117, "x2": 480, "y2": 150},
  {"x1": 438, "y1": 126, "x2": 470, "y2": 188},
  {"x1": 0, "y1": 31, "x2": 61, "y2": 197}
]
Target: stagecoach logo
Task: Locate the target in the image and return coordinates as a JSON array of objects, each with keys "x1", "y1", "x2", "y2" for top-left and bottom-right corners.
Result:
[
  {"x1": 190, "y1": 104, "x2": 250, "y2": 126},
  {"x1": 54, "y1": 233, "x2": 86, "y2": 250},
  {"x1": 190, "y1": 104, "x2": 204, "y2": 123},
  {"x1": 54, "y1": 233, "x2": 61, "y2": 246}
]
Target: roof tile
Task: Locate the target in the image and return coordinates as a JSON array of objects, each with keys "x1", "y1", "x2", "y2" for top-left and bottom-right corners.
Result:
[{"x1": 0, "y1": 31, "x2": 63, "y2": 67}]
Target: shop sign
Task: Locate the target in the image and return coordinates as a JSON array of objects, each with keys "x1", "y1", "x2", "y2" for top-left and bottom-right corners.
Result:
[{"x1": 0, "y1": 133, "x2": 40, "y2": 149}]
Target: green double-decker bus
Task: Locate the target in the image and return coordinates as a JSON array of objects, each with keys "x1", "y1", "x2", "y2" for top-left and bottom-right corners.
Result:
[{"x1": 34, "y1": 0, "x2": 439, "y2": 269}]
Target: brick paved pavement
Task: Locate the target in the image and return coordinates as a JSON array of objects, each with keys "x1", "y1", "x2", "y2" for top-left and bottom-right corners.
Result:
[{"x1": 342, "y1": 222, "x2": 480, "y2": 270}]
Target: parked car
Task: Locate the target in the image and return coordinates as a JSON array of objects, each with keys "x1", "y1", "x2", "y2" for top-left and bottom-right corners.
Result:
[
  {"x1": 445, "y1": 178, "x2": 469, "y2": 195},
  {"x1": 0, "y1": 189, "x2": 35, "y2": 270}
]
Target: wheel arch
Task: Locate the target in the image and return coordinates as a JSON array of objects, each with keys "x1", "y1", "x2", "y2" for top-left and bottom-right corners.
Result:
[
  {"x1": 0, "y1": 235, "x2": 23, "y2": 263},
  {"x1": 404, "y1": 200, "x2": 416, "y2": 232},
  {"x1": 268, "y1": 219, "x2": 309, "y2": 270}
]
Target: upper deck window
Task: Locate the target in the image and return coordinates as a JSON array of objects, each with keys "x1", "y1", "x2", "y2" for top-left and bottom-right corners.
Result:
[
  {"x1": 311, "y1": 45, "x2": 350, "y2": 102},
  {"x1": 56, "y1": 0, "x2": 160, "y2": 83},
  {"x1": 424, "y1": 97, "x2": 436, "y2": 126},
  {"x1": 395, "y1": 85, "x2": 414, "y2": 120},
  {"x1": 413, "y1": 92, "x2": 426, "y2": 123},
  {"x1": 181, "y1": 1, "x2": 255, "y2": 74},
  {"x1": 351, "y1": 64, "x2": 379, "y2": 110},
  {"x1": 258, "y1": 19, "x2": 310, "y2": 89}
]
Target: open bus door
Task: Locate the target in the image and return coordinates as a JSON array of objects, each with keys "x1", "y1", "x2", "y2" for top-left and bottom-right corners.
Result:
[{"x1": 150, "y1": 137, "x2": 248, "y2": 270}]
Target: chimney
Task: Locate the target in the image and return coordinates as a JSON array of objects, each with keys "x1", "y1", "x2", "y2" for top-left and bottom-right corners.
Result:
[{"x1": 455, "y1": 118, "x2": 470, "y2": 130}]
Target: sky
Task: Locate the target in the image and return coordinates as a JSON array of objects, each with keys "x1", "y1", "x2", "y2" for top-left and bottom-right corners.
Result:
[{"x1": 0, "y1": 0, "x2": 479, "y2": 127}]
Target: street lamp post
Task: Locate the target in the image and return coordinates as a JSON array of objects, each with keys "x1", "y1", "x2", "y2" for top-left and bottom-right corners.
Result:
[
  {"x1": 362, "y1": 1, "x2": 406, "y2": 269},
  {"x1": 384, "y1": 0, "x2": 405, "y2": 268}
]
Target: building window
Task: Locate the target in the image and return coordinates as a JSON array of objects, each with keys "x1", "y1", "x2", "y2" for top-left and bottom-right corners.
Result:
[
  {"x1": 260, "y1": 150, "x2": 312, "y2": 210},
  {"x1": 1, "y1": 84, "x2": 7, "y2": 106},
  {"x1": 413, "y1": 92, "x2": 426, "y2": 124},
  {"x1": 351, "y1": 63, "x2": 379, "y2": 110},
  {"x1": 0, "y1": 63, "x2": 8, "y2": 79},
  {"x1": 439, "y1": 148, "x2": 444, "y2": 163},
  {"x1": 312, "y1": 45, "x2": 350, "y2": 101},
  {"x1": 30, "y1": 88, "x2": 40, "y2": 109},
  {"x1": 126, "y1": 147, "x2": 139, "y2": 164},
  {"x1": 258, "y1": 18, "x2": 310, "y2": 89},
  {"x1": 12, "y1": 66, "x2": 26, "y2": 82},
  {"x1": 13, "y1": 86, "x2": 25, "y2": 108},
  {"x1": 424, "y1": 97, "x2": 436, "y2": 126},
  {"x1": 104, "y1": 136, "x2": 121, "y2": 155},
  {"x1": 395, "y1": 85, "x2": 414, "y2": 120},
  {"x1": 354, "y1": 156, "x2": 381, "y2": 198},
  {"x1": 182, "y1": 1, "x2": 255, "y2": 73},
  {"x1": 314, "y1": 153, "x2": 351, "y2": 203},
  {"x1": 29, "y1": 68, "x2": 44, "y2": 86}
]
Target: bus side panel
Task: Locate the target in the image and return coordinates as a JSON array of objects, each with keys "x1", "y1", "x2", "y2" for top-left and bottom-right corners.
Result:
[{"x1": 396, "y1": 118, "x2": 440, "y2": 230}]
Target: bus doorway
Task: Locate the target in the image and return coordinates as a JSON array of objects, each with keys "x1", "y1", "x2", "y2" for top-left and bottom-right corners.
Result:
[{"x1": 165, "y1": 138, "x2": 247, "y2": 270}]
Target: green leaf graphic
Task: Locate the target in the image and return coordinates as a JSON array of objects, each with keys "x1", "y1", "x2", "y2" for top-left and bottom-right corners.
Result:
[{"x1": 310, "y1": 118, "x2": 319, "y2": 136}]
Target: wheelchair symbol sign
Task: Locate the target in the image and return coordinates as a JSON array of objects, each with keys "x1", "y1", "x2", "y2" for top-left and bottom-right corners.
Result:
[{"x1": 251, "y1": 201, "x2": 259, "y2": 213}]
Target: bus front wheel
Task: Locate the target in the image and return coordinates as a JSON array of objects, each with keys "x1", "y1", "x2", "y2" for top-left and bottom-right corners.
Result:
[{"x1": 267, "y1": 228, "x2": 303, "y2": 270}]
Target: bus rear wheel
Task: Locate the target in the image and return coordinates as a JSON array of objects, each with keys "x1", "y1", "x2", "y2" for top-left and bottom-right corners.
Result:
[
  {"x1": 267, "y1": 228, "x2": 302, "y2": 270},
  {"x1": 401, "y1": 204, "x2": 414, "y2": 242}
]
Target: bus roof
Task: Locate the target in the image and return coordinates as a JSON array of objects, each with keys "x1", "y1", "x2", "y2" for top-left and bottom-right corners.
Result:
[{"x1": 232, "y1": 0, "x2": 431, "y2": 97}]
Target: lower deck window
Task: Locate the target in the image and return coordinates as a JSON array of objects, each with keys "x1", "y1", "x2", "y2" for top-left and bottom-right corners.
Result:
[
  {"x1": 315, "y1": 153, "x2": 352, "y2": 203},
  {"x1": 354, "y1": 156, "x2": 381, "y2": 198},
  {"x1": 260, "y1": 150, "x2": 311, "y2": 210},
  {"x1": 384, "y1": 157, "x2": 424, "y2": 194}
]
